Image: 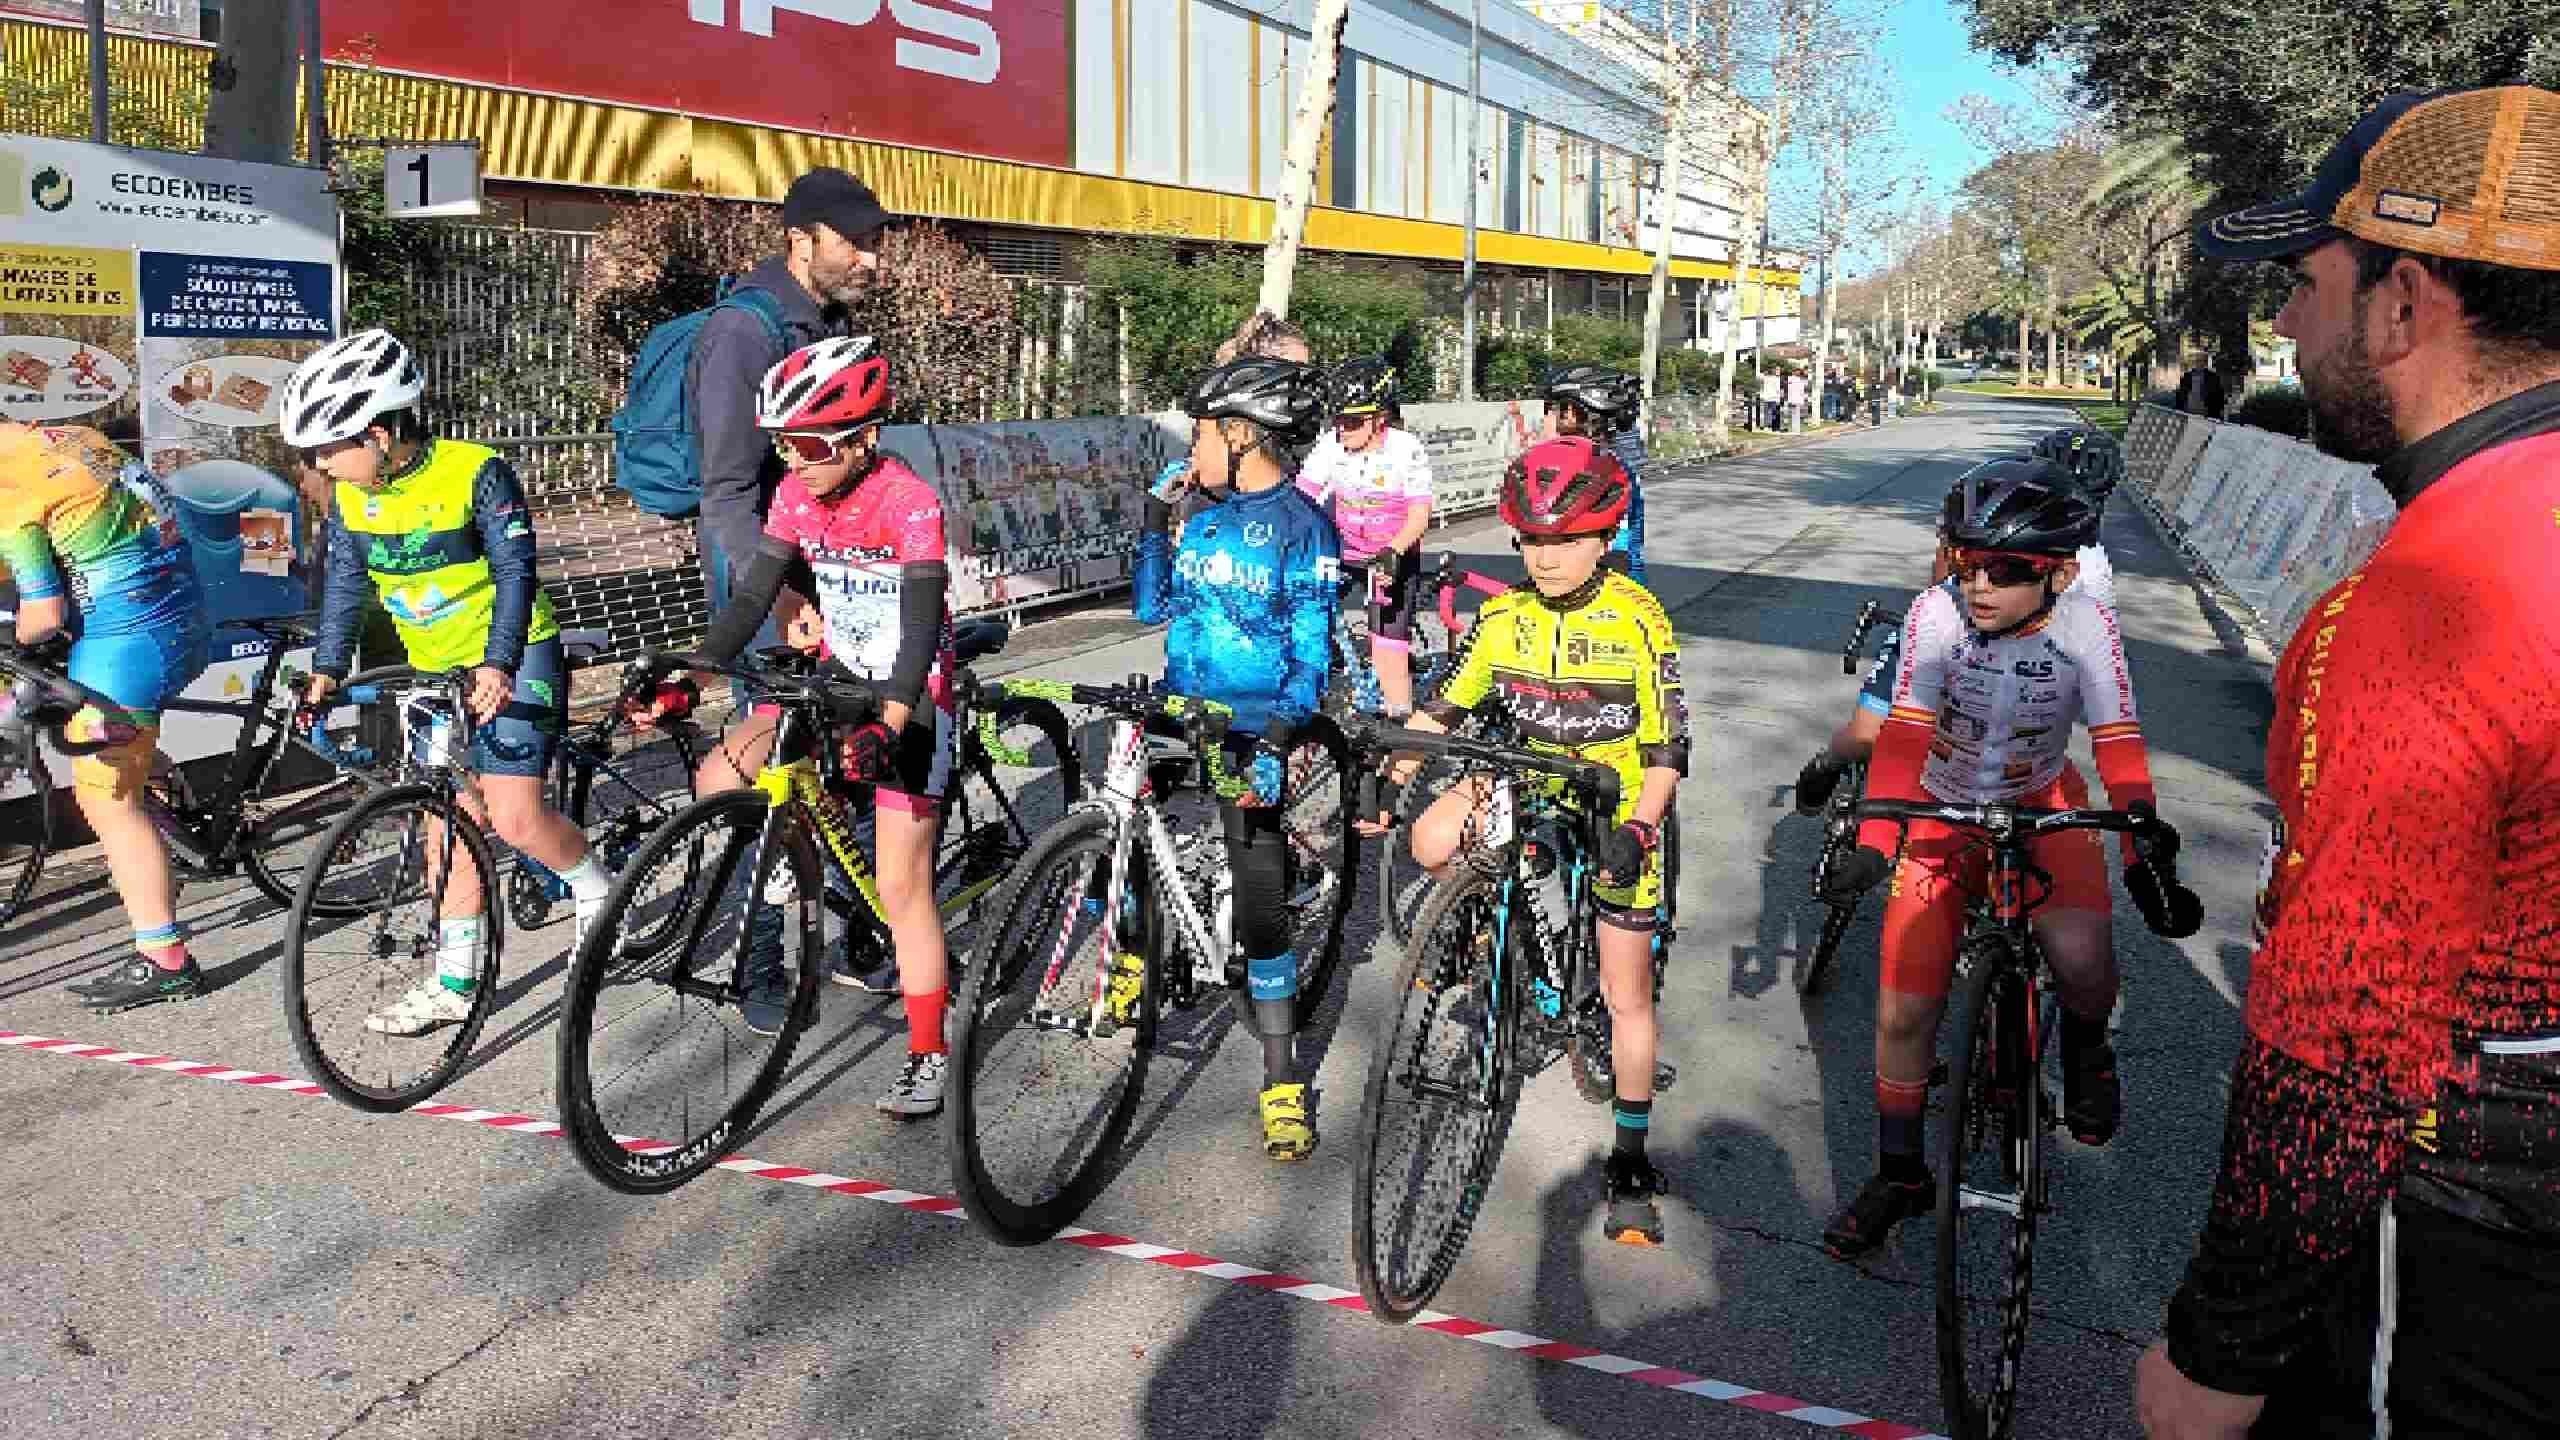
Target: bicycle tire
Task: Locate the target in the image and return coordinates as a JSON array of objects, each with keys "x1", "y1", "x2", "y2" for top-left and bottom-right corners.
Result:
[
  {"x1": 1352, "y1": 863, "x2": 1521, "y2": 1322},
  {"x1": 556, "y1": 787, "x2": 823, "y2": 1194},
  {"x1": 1378, "y1": 751, "x2": 1462, "y2": 946},
  {"x1": 942, "y1": 694, "x2": 1085, "y2": 935},
  {"x1": 1282, "y1": 715, "x2": 1356, "y2": 1027},
  {"x1": 569, "y1": 720, "x2": 703, "y2": 958},
  {"x1": 1935, "y1": 937, "x2": 2045, "y2": 1440},
  {"x1": 0, "y1": 753, "x2": 55, "y2": 927},
  {"x1": 1798, "y1": 900, "x2": 1859, "y2": 997},
  {"x1": 281, "y1": 784, "x2": 503, "y2": 1112},
  {"x1": 946, "y1": 804, "x2": 1157, "y2": 1245},
  {"x1": 244, "y1": 776, "x2": 374, "y2": 917}
]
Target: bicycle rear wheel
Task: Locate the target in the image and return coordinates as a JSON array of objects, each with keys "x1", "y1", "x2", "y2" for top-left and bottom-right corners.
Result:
[
  {"x1": 565, "y1": 719, "x2": 703, "y2": 956},
  {"x1": 946, "y1": 805, "x2": 1156, "y2": 1245},
  {"x1": 1352, "y1": 864, "x2": 1520, "y2": 1323},
  {"x1": 1281, "y1": 716, "x2": 1355, "y2": 1026},
  {"x1": 281, "y1": 784, "x2": 502, "y2": 1111},
  {"x1": 0, "y1": 745, "x2": 56, "y2": 927},
  {"x1": 1935, "y1": 937, "x2": 2046, "y2": 1440},
  {"x1": 556, "y1": 788, "x2": 821, "y2": 1194},
  {"x1": 940, "y1": 694, "x2": 1085, "y2": 950}
]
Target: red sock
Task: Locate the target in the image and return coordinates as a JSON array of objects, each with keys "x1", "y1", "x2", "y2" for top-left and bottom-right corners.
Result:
[
  {"x1": 904, "y1": 988, "x2": 948, "y2": 1055},
  {"x1": 141, "y1": 943, "x2": 190, "y2": 973}
]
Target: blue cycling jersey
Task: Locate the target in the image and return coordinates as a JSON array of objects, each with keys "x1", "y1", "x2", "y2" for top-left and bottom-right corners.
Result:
[
  {"x1": 1135, "y1": 480, "x2": 1339, "y2": 737},
  {"x1": 1604, "y1": 427, "x2": 1647, "y2": 586}
]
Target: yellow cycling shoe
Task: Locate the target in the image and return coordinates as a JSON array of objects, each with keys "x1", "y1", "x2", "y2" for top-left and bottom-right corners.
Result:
[
  {"x1": 1260, "y1": 1082, "x2": 1317, "y2": 1161},
  {"x1": 1103, "y1": 951, "x2": 1146, "y2": 1026}
]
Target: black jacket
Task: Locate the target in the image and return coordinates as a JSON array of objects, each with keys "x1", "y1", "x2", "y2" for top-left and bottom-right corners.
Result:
[{"x1": 684, "y1": 255, "x2": 845, "y2": 566}]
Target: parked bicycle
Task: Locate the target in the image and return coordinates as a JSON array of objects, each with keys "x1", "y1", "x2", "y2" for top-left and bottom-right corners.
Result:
[
  {"x1": 554, "y1": 629, "x2": 1082, "y2": 1195},
  {"x1": 1850, "y1": 794, "x2": 2176, "y2": 1440},
  {"x1": 1798, "y1": 599, "x2": 1902, "y2": 996},
  {"x1": 0, "y1": 614, "x2": 403, "y2": 928},
  {"x1": 1346, "y1": 721, "x2": 1677, "y2": 1322},
  {"x1": 943, "y1": 678, "x2": 1354, "y2": 1244},
  {"x1": 1371, "y1": 552, "x2": 1517, "y2": 944}
]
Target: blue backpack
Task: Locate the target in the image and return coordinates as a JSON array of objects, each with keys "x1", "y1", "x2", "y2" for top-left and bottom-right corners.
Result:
[{"x1": 609, "y1": 278, "x2": 788, "y2": 519}]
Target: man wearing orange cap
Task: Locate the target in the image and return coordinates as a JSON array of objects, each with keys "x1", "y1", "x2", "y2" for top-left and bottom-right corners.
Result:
[
  {"x1": 0, "y1": 423, "x2": 211, "y2": 1012},
  {"x1": 2141, "y1": 86, "x2": 2560, "y2": 1439}
]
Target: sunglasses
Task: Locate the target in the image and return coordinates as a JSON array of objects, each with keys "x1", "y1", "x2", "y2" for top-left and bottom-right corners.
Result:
[
  {"x1": 1337, "y1": 412, "x2": 1384, "y2": 429},
  {"x1": 1949, "y1": 549, "x2": 2063, "y2": 588},
  {"x1": 772, "y1": 428, "x2": 866, "y2": 466}
]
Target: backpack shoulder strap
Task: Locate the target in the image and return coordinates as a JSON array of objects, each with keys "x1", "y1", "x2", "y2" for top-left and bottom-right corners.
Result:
[{"x1": 712, "y1": 278, "x2": 791, "y2": 353}]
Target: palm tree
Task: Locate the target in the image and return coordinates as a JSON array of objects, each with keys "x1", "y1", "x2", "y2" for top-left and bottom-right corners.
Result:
[{"x1": 2083, "y1": 131, "x2": 2210, "y2": 392}]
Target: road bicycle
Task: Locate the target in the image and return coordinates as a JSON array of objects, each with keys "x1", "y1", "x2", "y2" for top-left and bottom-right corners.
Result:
[
  {"x1": 554, "y1": 628, "x2": 1082, "y2": 1195},
  {"x1": 1797, "y1": 598, "x2": 1902, "y2": 997},
  {"x1": 1850, "y1": 794, "x2": 2174, "y2": 1440},
  {"x1": 943, "y1": 678, "x2": 1354, "y2": 1244},
  {"x1": 1347, "y1": 722, "x2": 1678, "y2": 1322},
  {"x1": 280, "y1": 669, "x2": 513, "y2": 1111},
  {"x1": 1370, "y1": 552, "x2": 1518, "y2": 945},
  {"x1": 0, "y1": 614, "x2": 406, "y2": 928}
]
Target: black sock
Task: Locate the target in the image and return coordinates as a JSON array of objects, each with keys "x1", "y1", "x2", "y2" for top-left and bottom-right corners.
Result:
[
  {"x1": 1613, "y1": 1098, "x2": 1652, "y2": 1159},
  {"x1": 2063, "y1": 1008, "x2": 2111, "y2": 1055},
  {"x1": 1261, "y1": 1032, "x2": 1295, "y2": 1087}
]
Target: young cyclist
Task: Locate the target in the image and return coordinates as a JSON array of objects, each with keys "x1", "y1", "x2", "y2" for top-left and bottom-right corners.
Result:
[
  {"x1": 676, "y1": 336, "x2": 963, "y2": 1117},
  {"x1": 1816, "y1": 457, "x2": 2199, "y2": 1258},
  {"x1": 1296, "y1": 356, "x2": 1432, "y2": 716},
  {"x1": 1371, "y1": 435, "x2": 1687, "y2": 1245},
  {"x1": 1542, "y1": 365, "x2": 1649, "y2": 587},
  {"x1": 1139, "y1": 355, "x2": 1338, "y2": 1161},
  {"x1": 1, "y1": 423, "x2": 212, "y2": 1012},
  {"x1": 285, "y1": 330, "x2": 613, "y2": 1036}
]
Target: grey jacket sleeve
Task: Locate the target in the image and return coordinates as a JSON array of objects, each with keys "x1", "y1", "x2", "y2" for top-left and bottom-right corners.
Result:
[{"x1": 689, "y1": 306, "x2": 786, "y2": 568}]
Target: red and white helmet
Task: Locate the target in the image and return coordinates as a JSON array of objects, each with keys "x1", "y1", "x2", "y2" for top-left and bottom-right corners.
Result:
[
  {"x1": 757, "y1": 336, "x2": 890, "y2": 430},
  {"x1": 1499, "y1": 436, "x2": 1630, "y2": 537}
]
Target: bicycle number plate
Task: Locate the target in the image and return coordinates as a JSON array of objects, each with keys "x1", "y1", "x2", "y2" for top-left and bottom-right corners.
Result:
[{"x1": 1477, "y1": 778, "x2": 1516, "y2": 849}]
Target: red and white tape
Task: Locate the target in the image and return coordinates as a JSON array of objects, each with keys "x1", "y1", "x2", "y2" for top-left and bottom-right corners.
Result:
[{"x1": 0, "y1": 1030, "x2": 1944, "y2": 1439}]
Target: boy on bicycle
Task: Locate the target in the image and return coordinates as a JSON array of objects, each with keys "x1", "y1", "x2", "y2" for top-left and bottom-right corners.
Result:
[
  {"x1": 1543, "y1": 365, "x2": 1648, "y2": 587},
  {"x1": 1140, "y1": 355, "x2": 1338, "y2": 1160},
  {"x1": 1296, "y1": 356, "x2": 1432, "y2": 716},
  {"x1": 1, "y1": 423, "x2": 211, "y2": 1012},
  {"x1": 1374, "y1": 435, "x2": 1687, "y2": 1245},
  {"x1": 677, "y1": 336, "x2": 963, "y2": 1117},
  {"x1": 1816, "y1": 457, "x2": 2199, "y2": 1258},
  {"x1": 285, "y1": 330, "x2": 611, "y2": 1036}
]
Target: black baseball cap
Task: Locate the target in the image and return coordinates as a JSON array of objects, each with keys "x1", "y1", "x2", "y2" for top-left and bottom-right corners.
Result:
[
  {"x1": 2197, "y1": 86, "x2": 2560, "y2": 270},
  {"x1": 782, "y1": 167, "x2": 892, "y2": 244}
]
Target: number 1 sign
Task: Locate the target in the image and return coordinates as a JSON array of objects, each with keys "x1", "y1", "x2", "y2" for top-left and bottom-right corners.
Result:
[{"x1": 381, "y1": 142, "x2": 484, "y2": 219}]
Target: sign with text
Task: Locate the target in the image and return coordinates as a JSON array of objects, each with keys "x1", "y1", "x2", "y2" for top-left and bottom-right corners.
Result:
[
  {"x1": 325, "y1": 0, "x2": 1072, "y2": 170},
  {"x1": 382, "y1": 143, "x2": 485, "y2": 219},
  {"x1": 139, "y1": 253, "x2": 334, "y2": 338}
]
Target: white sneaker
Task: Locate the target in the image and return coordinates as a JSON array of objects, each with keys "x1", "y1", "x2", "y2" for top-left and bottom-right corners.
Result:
[
  {"x1": 876, "y1": 1051, "x2": 947, "y2": 1118},
  {"x1": 365, "y1": 980, "x2": 473, "y2": 1035}
]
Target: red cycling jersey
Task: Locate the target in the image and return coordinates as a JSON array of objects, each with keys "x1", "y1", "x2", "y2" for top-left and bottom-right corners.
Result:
[{"x1": 764, "y1": 457, "x2": 957, "y2": 714}]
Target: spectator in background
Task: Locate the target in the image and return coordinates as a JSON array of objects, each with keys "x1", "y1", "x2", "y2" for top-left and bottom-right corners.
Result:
[
  {"x1": 2174, "y1": 360, "x2": 2228, "y2": 419},
  {"x1": 1758, "y1": 369, "x2": 1781, "y2": 430},
  {"x1": 1782, "y1": 369, "x2": 1804, "y2": 431},
  {"x1": 686, "y1": 167, "x2": 885, "y2": 790}
]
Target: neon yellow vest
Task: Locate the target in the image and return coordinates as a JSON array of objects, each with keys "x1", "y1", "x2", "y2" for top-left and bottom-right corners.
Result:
[{"x1": 336, "y1": 439, "x2": 559, "y2": 672}]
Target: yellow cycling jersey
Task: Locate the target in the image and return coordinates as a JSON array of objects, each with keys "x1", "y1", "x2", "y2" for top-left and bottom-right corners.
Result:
[
  {"x1": 1428, "y1": 571, "x2": 1689, "y2": 813},
  {"x1": 328, "y1": 438, "x2": 558, "y2": 674}
]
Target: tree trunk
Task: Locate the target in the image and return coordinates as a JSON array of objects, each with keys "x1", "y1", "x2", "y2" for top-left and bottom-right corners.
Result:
[
  {"x1": 2016, "y1": 311, "x2": 2030, "y2": 385},
  {"x1": 203, "y1": 0, "x2": 299, "y2": 163},
  {"x1": 1710, "y1": 168, "x2": 1770, "y2": 450},
  {"x1": 1638, "y1": 30, "x2": 1690, "y2": 409},
  {"x1": 2043, "y1": 265, "x2": 2062, "y2": 389},
  {"x1": 1254, "y1": 0, "x2": 1354, "y2": 321}
]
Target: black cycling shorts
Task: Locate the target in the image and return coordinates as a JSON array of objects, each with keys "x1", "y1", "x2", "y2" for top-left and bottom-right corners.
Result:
[{"x1": 1341, "y1": 548, "x2": 1422, "y2": 648}]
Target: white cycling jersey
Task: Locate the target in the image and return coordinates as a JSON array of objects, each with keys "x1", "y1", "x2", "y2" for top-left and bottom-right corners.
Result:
[
  {"x1": 1295, "y1": 426, "x2": 1432, "y2": 563},
  {"x1": 1884, "y1": 581, "x2": 2141, "y2": 803}
]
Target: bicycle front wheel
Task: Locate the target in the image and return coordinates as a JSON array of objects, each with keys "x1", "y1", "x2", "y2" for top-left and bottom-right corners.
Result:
[
  {"x1": 1353, "y1": 864, "x2": 1521, "y2": 1323},
  {"x1": 946, "y1": 805, "x2": 1155, "y2": 1245},
  {"x1": 1281, "y1": 716, "x2": 1355, "y2": 1026},
  {"x1": 1935, "y1": 937, "x2": 2046, "y2": 1440},
  {"x1": 0, "y1": 751, "x2": 56, "y2": 927},
  {"x1": 556, "y1": 788, "x2": 821, "y2": 1194},
  {"x1": 281, "y1": 784, "x2": 503, "y2": 1111}
]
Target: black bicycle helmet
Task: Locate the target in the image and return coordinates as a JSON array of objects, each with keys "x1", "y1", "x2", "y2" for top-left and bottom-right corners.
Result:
[
  {"x1": 1543, "y1": 363, "x2": 1642, "y2": 433},
  {"x1": 1185, "y1": 356, "x2": 1329, "y2": 446},
  {"x1": 1329, "y1": 355, "x2": 1398, "y2": 417},
  {"x1": 1944, "y1": 456, "x2": 2098, "y2": 556}
]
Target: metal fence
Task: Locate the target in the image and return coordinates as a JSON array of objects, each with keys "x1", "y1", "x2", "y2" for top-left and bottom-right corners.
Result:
[{"x1": 485, "y1": 434, "x2": 708, "y2": 667}]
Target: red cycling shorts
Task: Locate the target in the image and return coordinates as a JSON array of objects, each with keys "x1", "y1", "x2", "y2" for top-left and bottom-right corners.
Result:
[{"x1": 1877, "y1": 764, "x2": 2110, "y2": 1001}]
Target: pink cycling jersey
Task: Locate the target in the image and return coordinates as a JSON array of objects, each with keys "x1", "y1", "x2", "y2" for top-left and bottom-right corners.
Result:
[
  {"x1": 764, "y1": 457, "x2": 957, "y2": 713},
  {"x1": 1296, "y1": 426, "x2": 1432, "y2": 563}
]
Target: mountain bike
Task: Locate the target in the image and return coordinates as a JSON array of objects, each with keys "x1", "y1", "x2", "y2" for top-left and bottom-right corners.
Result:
[
  {"x1": 1346, "y1": 722, "x2": 1675, "y2": 1322},
  {"x1": 1372, "y1": 553, "x2": 1516, "y2": 944},
  {"x1": 0, "y1": 615, "x2": 405, "y2": 928},
  {"x1": 1850, "y1": 795, "x2": 2175, "y2": 1440},
  {"x1": 281, "y1": 669, "x2": 510, "y2": 1111},
  {"x1": 1798, "y1": 598, "x2": 1901, "y2": 996},
  {"x1": 500, "y1": 629, "x2": 700, "y2": 935},
  {"x1": 944, "y1": 679, "x2": 1354, "y2": 1244},
  {"x1": 554, "y1": 636, "x2": 1082, "y2": 1195}
]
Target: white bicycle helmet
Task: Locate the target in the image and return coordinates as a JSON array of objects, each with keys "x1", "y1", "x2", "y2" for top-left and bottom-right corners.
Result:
[
  {"x1": 756, "y1": 336, "x2": 885, "y2": 430},
  {"x1": 279, "y1": 329, "x2": 424, "y2": 448}
]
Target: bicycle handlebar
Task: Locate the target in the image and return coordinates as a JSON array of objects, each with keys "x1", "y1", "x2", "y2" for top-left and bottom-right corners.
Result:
[
  {"x1": 982, "y1": 676, "x2": 1246, "y2": 799},
  {"x1": 0, "y1": 639, "x2": 131, "y2": 757},
  {"x1": 1850, "y1": 796, "x2": 2166, "y2": 843},
  {"x1": 1345, "y1": 718, "x2": 1621, "y2": 828},
  {"x1": 1841, "y1": 599, "x2": 1904, "y2": 676},
  {"x1": 626, "y1": 648, "x2": 883, "y2": 722},
  {"x1": 1424, "y1": 551, "x2": 1514, "y2": 635},
  {"x1": 291, "y1": 668, "x2": 479, "y2": 772}
]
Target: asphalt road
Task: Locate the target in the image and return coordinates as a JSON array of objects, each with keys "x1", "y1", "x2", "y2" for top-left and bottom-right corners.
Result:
[{"x1": 0, "y1": 397, "x2": 2280, "y2": 1440}]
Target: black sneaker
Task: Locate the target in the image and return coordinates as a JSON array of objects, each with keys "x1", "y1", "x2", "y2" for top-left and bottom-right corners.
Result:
[
  {"x1": 2063, "y1": 1033, "x2": 2123, "y2": 1146},
  {"x1": 1603, "y1": 1152, "x2": 1666, "y2": 1247},
  {"x1": 74, "y1": 957, "x2": 202, "y2": 1013},
  {"x1": 1822, "y1": 1169, "x2": 1934, "y2": 1259}
]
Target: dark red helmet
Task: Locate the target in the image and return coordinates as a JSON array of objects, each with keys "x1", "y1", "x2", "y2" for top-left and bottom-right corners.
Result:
[{"x1": 1499, "y1": 436, "x2": 1630, "y2": 537}]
